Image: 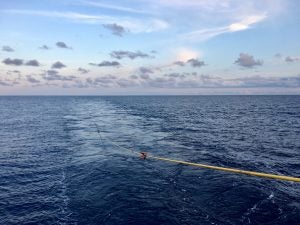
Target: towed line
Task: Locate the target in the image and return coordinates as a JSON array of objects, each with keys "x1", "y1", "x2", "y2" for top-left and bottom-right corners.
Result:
[{"x1": 93, "y1": 124, "x2": 300, "y2": 183}]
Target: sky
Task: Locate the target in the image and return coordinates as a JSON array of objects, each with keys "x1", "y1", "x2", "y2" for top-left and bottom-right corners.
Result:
[{"x1": 0, "y1": 0, "x2": 300, "y2": 95}]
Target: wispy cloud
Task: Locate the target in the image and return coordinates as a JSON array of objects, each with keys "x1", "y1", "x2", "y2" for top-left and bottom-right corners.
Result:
[
  {"x1": 2, "y1": 9, "x2": 169, "y2": 33},
  {"x1": 229, "y1": 14, "x2": 267, "y2": 31},
  {"x1": 152, "y1": 0, "x2": 231, "y2": 9},
  {"x1": 81, "y1": 1, "x2": 149, "y2": 15},
  {"x1": 2, "y1": 9, "x2": 112, "y2": 22},
  {"x1": 182, "y1": 14, "x2": 266, "y2": 41}
]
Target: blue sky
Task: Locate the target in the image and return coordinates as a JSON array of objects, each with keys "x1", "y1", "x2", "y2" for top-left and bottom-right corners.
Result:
[{"x1": 0, "y1": 0, "x2": 300, "y2": 95}]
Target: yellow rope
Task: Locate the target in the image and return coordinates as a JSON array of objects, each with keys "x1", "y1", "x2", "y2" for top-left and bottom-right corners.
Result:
[
  {"x1": 95, "y1": 129, "x2": 300, "y2": 183},
  {"x1": 148, "y1": 155, "x2": 300, "y2": 183}
]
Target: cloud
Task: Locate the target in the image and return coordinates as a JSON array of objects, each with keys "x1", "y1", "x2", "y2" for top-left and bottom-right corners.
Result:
[
  {"x1": 25, "y1": 59, "x2": 41, "y2": 67},
  {"x1": 78, "y1": 67, "x2": 89, "y2": 74},
  {"x1": 173, "y1": 61, "x2": 185, "y2": 66},
  {"x1": 82, "y1": 1, "x2": 149, "y2": 14},
  {"x1": 3, "y1": 9, "x2": 168, "y2": 33},
  {"x1": 26, "y1": 75, "x2": 41, "y2": 83},
  {"x1": 140, "y1": 74, "x2": 150, "y2": 80},
  {"x1": 56, "y1": 41, "x2": 72, "y2": 49},
  {"x1": 139, "y1": 67, "x2": 153, "y2": 74},
  {"x1": 116, "y1": 78, "x2": 138, "y2": 87},
  {"x1": 46, "y1": 70, "x2": 58, "y2": 76},
  {"x1": 86, "y1": 75, "x2": 117, "y2": 87},
  {"x1": 39, "y1": 45, "x2": 50, "y2": 50},
  {"x1": 0, "y1": 80, "x2": 13, "y2": 86},
  {"x1": 103, "y1": 23, "x2": 126, "y2": 36},
  {"x1": 229, "y1": 75, "x2": 300, "y2": 88},
  {"x1": 42, "y1": 70, "x2": 76, "y2": 81},
  {"x1": 182, "y1": 14, "x2": 267, "y2": 41},
  {"x1": 130, "y1": 75, "x2": 139, "y2": 79},
  {"x1": 274, "y1": 53, "x2": 282, "y2": 58},
  {"x1": 187, "y1": 58, "x2": 205, "y2": 67},
  {"x1": 2, "y1": 46, "x2": 14, "y2": 52},
  {"x1": 89, "y1": 61, "x2": 121, "y2": 67},
  {"x1": 137, "y1": 74, "x2": 300, "y2": 89},
  {"x1": 285, "y1": 56, "x2": 300, "y2": 62},
  {"x1": 145, "y1": 77, "x2": 177, "y2": 88},
  {"x1": 0, "y1": 76, "x2": 20, "y2": 86},
  {"x1": 229, "y1": 14, "x2": 267, "y2": 32},
  {"x1": 164, "y1": 72, "x2": 189, "y2": 78},
  {"x1": 52, "y1": 61, "x2": 67, "y2": 69},
  {"x1": 234, "y1": 53, "x2": 263, "y2": 68},
  {"x1": 138, "y1": 67, "x2": 154, "y2": 80},
  {"x1": 3, "y1": 58, "x2": 42, "y2": 67},
  {"x1": 6, "y1": 70, "x2": 20, "y2": 75},
  {"x1": 164, "y1": 72, "x2": 183, "y2": 78},
  {"x1": 110, "y1": 50, "x2": 152, "y2": 60},
  {"x1": 86, "y1": 76, "x2": 137, "y2": 88},
  {"x1": 173, "y1": 58, "x2": 205, "y2": 67},
  {"x1": 61, "y1": 80, "x2": 89, "y2": 89},
  {"x1": 2, "y1": 58, "x2": 23, "y2": 66},
  {"x1": 34, "y1": 72, "x2": 300, "y2": 90}
]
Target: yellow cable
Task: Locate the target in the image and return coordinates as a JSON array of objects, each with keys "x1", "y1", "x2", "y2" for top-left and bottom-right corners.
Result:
[
  {"x1": 96, "y1": 131, "x2": 300, "y2": 183},
  {"x1": 148, "y1": 156, "x2": 300, "y2": 183}
]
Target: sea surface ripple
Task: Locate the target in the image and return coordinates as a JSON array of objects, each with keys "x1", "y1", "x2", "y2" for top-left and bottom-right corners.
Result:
[{"x1": 0, "y1": 96, "x2": 299, "y2": 225}]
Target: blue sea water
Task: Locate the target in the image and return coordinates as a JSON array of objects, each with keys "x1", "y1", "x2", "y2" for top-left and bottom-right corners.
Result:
[{"x1": 0, "y1": 96, "x2": 299, "y2": 225}]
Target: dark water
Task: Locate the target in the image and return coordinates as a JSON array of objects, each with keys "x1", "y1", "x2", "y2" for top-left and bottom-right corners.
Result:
[{"x1": 0, "y1": 96, "x2": 299, "y2": 225}]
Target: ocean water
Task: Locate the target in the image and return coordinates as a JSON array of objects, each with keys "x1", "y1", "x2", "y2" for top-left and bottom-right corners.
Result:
[{"x1": 0, "y1": 96, "x2": 299, "y2": 225}]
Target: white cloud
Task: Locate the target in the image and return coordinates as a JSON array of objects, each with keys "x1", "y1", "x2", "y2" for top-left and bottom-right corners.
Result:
[
  {"x1": 229, "y1": 14, "x2": 267, "y2": 31},
  {"x1": 182, "y1": 27, "x2": 229, "y2": 42},
  {"x1": 182, "y1": 13, "x2": 267, "y2": 41},
  {"x1": 81, "y1": 1, "x2": 150, "y2": 14},
  {"x1": 145, "y1": 19, "x2": 169, "y2": 32},
  {"x1": 2, "y1": 9, "x2": 169, "y2": 33},
  {"x1": 153, "y1": 0, "x2": 230, "y2": 9}
]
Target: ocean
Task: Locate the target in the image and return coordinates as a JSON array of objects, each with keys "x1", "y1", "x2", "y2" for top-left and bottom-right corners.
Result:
[{"x1": 0, "y1": 96, "x2": 299, "y2": 225}]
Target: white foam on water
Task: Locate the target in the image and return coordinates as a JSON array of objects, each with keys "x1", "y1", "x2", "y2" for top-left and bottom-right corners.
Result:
[{"x1": 58, "y1": 170, "x2": 76, "y2": 225}]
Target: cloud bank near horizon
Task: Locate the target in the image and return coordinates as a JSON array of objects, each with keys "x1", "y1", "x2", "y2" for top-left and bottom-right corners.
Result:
[{"x1": 0, "y1": 0, "x2": 299, "y2": 94}]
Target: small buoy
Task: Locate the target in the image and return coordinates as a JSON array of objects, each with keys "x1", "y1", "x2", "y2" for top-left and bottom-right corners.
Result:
[{"x1": 140, "y1": 152, "x2": 147, "y2": 160}]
